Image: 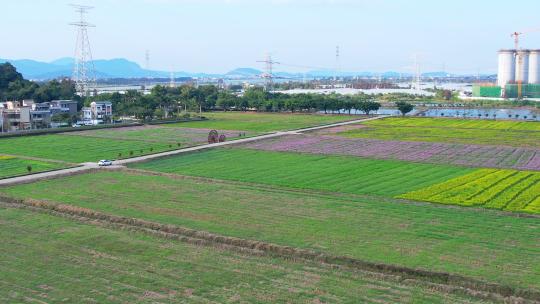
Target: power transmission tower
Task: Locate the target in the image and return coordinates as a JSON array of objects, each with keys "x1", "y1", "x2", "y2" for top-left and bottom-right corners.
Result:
[
  {"x1": 334, "y1": 45, "x2": 340, "y2": 85},
  {"x1": 70, "y1": 4, "x2": 97, "y2": 97},
  {"x1": 413, "y1": 54, "x2": 421, "y2": 92},
  {"x1": 145, "y1": 50, "x2": 150, "y2": 70},
  {"x1": 257, "y1": 53, "x2": 279, "y2": 93},
  {"x1": 144, "y1": 50, "x2": 150, "y2": 92},
  {"x1": 169, "y1": 71, "x2": 175, "y2": 88}
]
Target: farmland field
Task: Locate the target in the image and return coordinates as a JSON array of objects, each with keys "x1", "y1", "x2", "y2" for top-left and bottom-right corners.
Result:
[
  {"x1": 338, "y1": 117, "x2": 540, "y2": 148},
  {"x1": 0, "y1": 156, "x2": 67, "y2": 179},
  {"x1": 66, "y1": 125, "x2": 249, "y2": 144},
  {"x1": 0, "y1": 125, "x2": 244, "y2": 163},
  {"x1": 131, "y1": 148, "x2": 474, "y2": 196},
  {"x1": 0, "y1": 134, "x2": 173, "y2": 163},
  {"x1": 0, "y1": 208, "x2": 482, "y2": 303},
  {"x1": 398, "y1": 168, "x2": 540, "y2": 214},
  {"x1": 2, "y1": 114, "x2": 540, "y2": 302},
  {"x1": 244, "y1": 134, "x2": 540, "y2": 171},
  {"x1": 165, "y1": 112, "x2": 355, "y2": 132},
  {"x1": 2, "y1": 170, "x2": 539, "y2": 292},
  {"x1": 363, "y1": 117, "x2": 540, "y2": 131}
]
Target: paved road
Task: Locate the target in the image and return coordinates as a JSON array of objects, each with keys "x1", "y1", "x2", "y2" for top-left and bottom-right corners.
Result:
[{"x1": 0, "y1": 115, "x2": 386, "y2": 186}]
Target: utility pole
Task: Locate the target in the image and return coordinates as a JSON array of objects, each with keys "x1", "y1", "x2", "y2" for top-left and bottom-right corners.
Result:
[
  {"x1": 334, "y1": 45, "x2": 340, "y2": 86},
  {"x1": 144, "y1": 50, "x2": 150, "y2": 92},
  {"x1": 413, "y1": 54, "x2": 421, "y2": 92},
  {"x1": 70, "y1": 4, "x2": 97, "y2": 97},
  {"x1": 145, "y1": 50, "x2": 150, "y2": 70},
  {"x1": 169, "y1": 71, "x2": 175, "y2": 88}
]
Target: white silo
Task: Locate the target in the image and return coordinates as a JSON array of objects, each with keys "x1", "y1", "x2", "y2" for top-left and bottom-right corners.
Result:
[
  {"x1": 515, "y1": 49, "x2": 530, "y2": 83},
  {"x1": 497, "y1": 49, "x2": 516, "y2": 87},
  {"x1": 528, "y1": 49, "x2": 540, "y2": 84}
]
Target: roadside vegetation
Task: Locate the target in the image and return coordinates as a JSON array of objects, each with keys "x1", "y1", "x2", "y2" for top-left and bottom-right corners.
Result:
[{"x1": 0, "y1": 156, "x2": 66, "y2": 178}]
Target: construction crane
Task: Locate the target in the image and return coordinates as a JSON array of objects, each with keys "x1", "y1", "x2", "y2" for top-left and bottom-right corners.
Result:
[
  {"x1": 511, "y1": 28, "x2": 540, "y2": 99},
  {"x1": 511, "y1": 28, "x2": 540, "y2": 50}
]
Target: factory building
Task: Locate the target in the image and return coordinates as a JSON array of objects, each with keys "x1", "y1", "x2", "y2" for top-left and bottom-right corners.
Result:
[
  {"x1": 475, "y1": 49, "x2": 540, "y2": 99},
  {"x1": 529, "y1": 50, "x2": 540, "y2": 84},
  {"x1": 497, "y1": 49, "x2": 515, "y2": 87}
]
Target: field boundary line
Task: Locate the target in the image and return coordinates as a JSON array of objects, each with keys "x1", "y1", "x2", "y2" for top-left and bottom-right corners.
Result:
[{"x1": 0, "y1": 196, "x2": 538, "y2": 303}]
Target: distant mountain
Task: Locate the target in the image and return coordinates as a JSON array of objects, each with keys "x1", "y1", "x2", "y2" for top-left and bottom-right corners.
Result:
[
  {"x1": 0, "y1": 57, "x2": 473, "y2": 80},
  {"x1": 422, "y1": 71, "x2": 453, "y2": 78},
  {"x1": 305, "y1": 70, "x2": 375, "y2": 77},
  {"x1": 0, "y1": 58, "x2": 68, "y2": 80},
  {"x1": 226, "y1": 68, "x2": 262, "y2": 78},
  {"x1": 0, "y1": 57, "x2": 173, "y2": 80},
  {"x1": 49, "y1": 57, "x2": 75, "y2": 66}
]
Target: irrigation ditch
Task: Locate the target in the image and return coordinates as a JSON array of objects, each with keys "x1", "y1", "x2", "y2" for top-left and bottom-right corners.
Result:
[{"x1": 0, "y1": 195, "x2": 538, "y2": 303}]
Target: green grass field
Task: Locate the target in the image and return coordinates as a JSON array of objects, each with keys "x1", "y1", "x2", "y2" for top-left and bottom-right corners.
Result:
[
  {"x1": 0, "y1": 134, "x2": 173, "y2": 163},
  {"x1": 0, "y1": 208, "x2": 481, "y2": 303},
  {"x1": 69, "y1": 125, "x2": 250, "y2": 144},
  {"x1": 365, "y1": 117, "x2": 540, "y2": 131},
  {"x1": 165, "y1": 112, "x2": 354, "y2": 132},
  {"x1": 131, "y1": 148, "x2": 474, "y2": 196},
  {"x1": 2, "y1": 171, "x2": 539, "y2": 292},
  {"x1": 0, "y1": 156, "x2": 67, "y2": 179},
  {"x1": 338, "y1": 117, "x2": 540, "y2": 147},
  {"x1": 398, "y1": 168, "x2": 540, "y2": 214}
]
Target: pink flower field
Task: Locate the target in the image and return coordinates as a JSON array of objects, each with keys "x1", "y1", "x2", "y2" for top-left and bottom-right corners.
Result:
[{"x1": 244, "y1": 135, "x2": 540, "y2": 171}]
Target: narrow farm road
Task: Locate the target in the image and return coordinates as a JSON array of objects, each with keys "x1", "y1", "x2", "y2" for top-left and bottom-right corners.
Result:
[{"x1": 0, "y1": 115, "x2": 386, "y2": 186}]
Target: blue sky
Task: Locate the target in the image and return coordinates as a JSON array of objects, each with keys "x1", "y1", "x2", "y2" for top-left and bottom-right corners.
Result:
[{"x1": 1, "y1": 0, "x2": 539, "y2": 74}]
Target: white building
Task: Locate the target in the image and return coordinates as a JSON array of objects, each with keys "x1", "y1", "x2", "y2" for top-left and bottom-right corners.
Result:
[
  {"x1": 91, "y1": 101, "x2": 113, "y2": 120},
  {"x1": 80, "y1": 101, "x2": 113, "y2": 125}
]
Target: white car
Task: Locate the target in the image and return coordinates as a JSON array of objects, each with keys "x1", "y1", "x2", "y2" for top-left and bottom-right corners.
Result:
[{"x1": 98, "y1": 160, "x2": 113, "y2": 166}]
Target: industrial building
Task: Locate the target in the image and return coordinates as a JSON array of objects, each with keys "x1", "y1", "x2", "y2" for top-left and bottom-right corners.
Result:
[{"x1": 473, "y1": 49, "x2": 540, "y2": 99}]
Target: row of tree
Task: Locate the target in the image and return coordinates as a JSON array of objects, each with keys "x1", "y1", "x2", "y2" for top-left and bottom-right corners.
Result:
[{"x1": 87, "y1": 85, "x2": 393, "y2": 120}]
